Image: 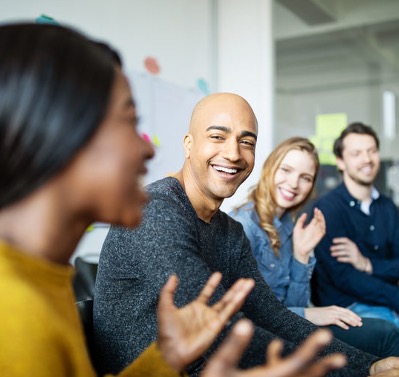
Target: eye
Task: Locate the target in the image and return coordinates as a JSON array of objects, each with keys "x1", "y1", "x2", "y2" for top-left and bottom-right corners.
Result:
[
  {"x1": 239, "y1": 139, "x2": 256, "y2": 149},
  {"x1": 301, "y1": 176, "x2": 313, "y2": 183},
  {"x1": 209, "y1": 134, "x2": 225, "y2": 141},
  {"x1": 280, "y1": 167, "x2": 289, "y2": 173}
]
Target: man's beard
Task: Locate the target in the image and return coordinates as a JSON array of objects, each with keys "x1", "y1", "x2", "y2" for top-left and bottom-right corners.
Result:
[{"x1": 347, "y1": 169, "x2": 377, "y2": 187}]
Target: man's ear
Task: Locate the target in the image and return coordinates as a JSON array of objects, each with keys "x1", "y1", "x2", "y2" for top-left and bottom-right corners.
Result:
[
  {"x1": 335, "y1": 157, "x2": 345, "y2": 172},
  {"x1": 183, "y1": 133, "x2": 193, "y2": 158}
]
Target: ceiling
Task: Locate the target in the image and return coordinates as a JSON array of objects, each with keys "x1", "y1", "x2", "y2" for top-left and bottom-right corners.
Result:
[{"x1": 274, "y1": 0, "x2": 399, "y2": 94}]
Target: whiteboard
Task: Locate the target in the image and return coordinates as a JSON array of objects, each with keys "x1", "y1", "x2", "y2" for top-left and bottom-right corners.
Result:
[{"x1": 128, "y1": 70, "x2": 204, "y2": 184}]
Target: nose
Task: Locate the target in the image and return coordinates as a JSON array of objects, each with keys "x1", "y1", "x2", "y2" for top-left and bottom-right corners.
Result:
[
  {"x1": 288, "y1": 173, "x2": 299, "y2": 188},
  {"x1": 141, "y1": 135, "x2": 155, "y2": 161},
  {"x1": 361, "y1": 151, "x2": 372, "y2": 163},
  {"x1": 222, "y1": 139, "x2": 241, "y2": 162}
]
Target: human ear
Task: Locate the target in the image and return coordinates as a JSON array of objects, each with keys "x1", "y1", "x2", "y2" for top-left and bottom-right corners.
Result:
[
  {"x1": 183, "y1": 133, "x2": 193, "y2": 158},
  {"x1": 335, "y1": 157, "x2": 345, "y2": 172}
]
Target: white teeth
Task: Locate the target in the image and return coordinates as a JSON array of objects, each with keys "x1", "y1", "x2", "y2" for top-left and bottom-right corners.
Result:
[
  {"x1": 280, "y1": 188, "x2": 294, "y2": 198},
  {"x1": 213, "y1": 166, "x2": 238, "y2": 174}
]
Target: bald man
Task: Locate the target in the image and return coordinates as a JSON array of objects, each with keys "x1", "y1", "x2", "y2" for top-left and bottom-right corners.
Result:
[{"x1": 93, "y1": 93, "x2": 381, "y2": 376}]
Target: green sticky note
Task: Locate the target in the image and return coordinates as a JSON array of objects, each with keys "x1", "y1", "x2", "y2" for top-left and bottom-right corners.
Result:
[
  {"x1": 316, "y1": 113, "x2": 347, "y2": 139},
  {"x1": 314, "y1": 113, "x2": 347, "y2": 165}
]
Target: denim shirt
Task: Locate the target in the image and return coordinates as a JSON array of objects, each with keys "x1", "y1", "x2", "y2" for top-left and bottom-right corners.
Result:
[{"x1": 229, "y1": 202, "x2": 315, "y2": 317}]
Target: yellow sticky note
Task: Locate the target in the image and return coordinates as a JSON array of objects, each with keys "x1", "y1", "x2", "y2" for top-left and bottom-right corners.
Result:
[{"x1": 152, "y1": 135, "x2": 160, "y2": 147}]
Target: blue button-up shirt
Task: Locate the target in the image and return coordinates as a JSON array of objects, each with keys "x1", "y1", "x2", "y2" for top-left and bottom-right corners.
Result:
[
  {"x1": 313, "y1": 182, "x2": 399, "y2": 311},
  {"x1": 229, "y1": 202, "x2": 315, "y2": 317}
]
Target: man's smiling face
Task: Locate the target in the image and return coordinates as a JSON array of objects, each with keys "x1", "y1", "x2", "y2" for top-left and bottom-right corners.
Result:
[
  {"x1": 183, "y1": 93, "x2": 257, "y2": 203},
  {"x1": 337, "y1": 133, "x2": 380, "y2": 187}
]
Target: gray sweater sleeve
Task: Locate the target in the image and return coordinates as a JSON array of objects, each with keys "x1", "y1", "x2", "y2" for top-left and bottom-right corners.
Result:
[{"x1": 93, "y1": 178, "x2": 378, "y2": 376}]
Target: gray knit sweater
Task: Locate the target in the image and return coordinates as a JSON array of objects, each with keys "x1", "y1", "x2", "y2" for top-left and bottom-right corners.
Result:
[{"x1": 93, "y1": 177, "x2": 378, "y2": 376}]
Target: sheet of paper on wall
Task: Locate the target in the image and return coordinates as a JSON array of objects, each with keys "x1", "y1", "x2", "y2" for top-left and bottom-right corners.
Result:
[
  {"x1": 126, "y1": 70, "x2": 204, "y2": 184},
  {"x1": 312, "y1": 113, "x2": 347, "y2": 165}
]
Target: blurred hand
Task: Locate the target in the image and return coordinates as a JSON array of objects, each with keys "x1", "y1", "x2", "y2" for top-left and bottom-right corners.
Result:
[
  {"x1": 330, "y1": 237, "x2": 372, "y2": 273},
  {"x1": 293, "y1": 208, "x2": 326, "y2": 264},
  {"x1": 304, "y1": 306, "x2": 362, "y2": 329},
  {"x1": 370, "y1": 357, "x2": 399, "y2": 376},
  {"x1": 157, "y1": 272, "x2": 255, "y2": 372},
  {"x1": 202, "y1": 321, "x2": 346, "y2": 377}
]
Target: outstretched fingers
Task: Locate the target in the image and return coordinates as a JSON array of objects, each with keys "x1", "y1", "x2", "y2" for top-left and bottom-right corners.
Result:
[
  {"x1": 304, "y1": 354, "x2": 347, "y2": 377},
  {"x1": 195, "y1": 272, "x2": 223, "y2": 304},
  {"x1": 210, "y1": 278, "x2": 255, "y2": 326},
  {"x1": 201, "y1": 319, "x2": 254, "y2": 376},
  {"x1": 276, "y1": 329, "x2": 346, "y2": 377}
]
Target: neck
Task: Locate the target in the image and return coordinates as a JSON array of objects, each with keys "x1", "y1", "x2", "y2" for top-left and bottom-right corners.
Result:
[
  {"x1": 173, "y1": 169, "x2": 222, "y2": 223},
  {"x1": 0, "y1": 184, "x2": 89, "y2": 265},
  {"x1": 343, "y1": 175, "x2": 373, "y2": 202},
  {"x1": 275, "y1": 206, "x2": 285, "y2": 219}
]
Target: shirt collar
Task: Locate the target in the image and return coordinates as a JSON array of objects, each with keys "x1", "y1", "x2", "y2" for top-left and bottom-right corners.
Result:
[{"x1": 339, "y1": 182, "x2": 380, "y2": 214}]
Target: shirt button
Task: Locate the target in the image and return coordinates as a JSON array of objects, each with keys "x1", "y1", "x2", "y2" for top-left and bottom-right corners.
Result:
[
  {"x1": 374, "y1": 245, "x2": 379, "y2": 250},
  {"x1": 349, "y1": 201, "x2": 355, "y2": 207},
  {"x1": 370, "y1": 225, "x2": 375, "y2": 231},
  {"x1": 270, "y1": 263, "x2": 275, "y2": 268}
]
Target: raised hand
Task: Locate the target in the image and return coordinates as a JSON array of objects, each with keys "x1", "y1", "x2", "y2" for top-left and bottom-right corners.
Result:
[
  {"x1": 304, "y1": 306, "x2": 363, "y2": 329},
  {"x1": 293, "y1": 208, "x2": 326, "y2": 264},
  {"x1": 156, "y1": 272, "x2": 255, "y2": 372},
  {"x1": 202, "y1": 320, "x2": 346, "y2": 377},
  {"x1": 330, "y1": 237, "x2": 372, "y2": 273}
]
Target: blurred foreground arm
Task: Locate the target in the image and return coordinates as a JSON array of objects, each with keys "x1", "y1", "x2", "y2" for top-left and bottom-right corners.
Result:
[
  {"x1": 157, "y1": 272, "x2": 255, "y2": 372},
  {"x1": 202, "y1": 321, "x2": 346, "y2": 377}
]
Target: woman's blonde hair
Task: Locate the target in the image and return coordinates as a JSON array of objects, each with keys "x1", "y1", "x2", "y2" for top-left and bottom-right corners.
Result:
[{"x1": 249, "y1": 137, "x2": 319, "y2": 254}]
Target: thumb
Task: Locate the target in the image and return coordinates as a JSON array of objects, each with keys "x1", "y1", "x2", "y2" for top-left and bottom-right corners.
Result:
[
  {"x1": 295, "y1": 213, "x2": 307, "y2": 229},
  {"x1": 158, "y1": 275, "x2": 179, "y2": 314}
]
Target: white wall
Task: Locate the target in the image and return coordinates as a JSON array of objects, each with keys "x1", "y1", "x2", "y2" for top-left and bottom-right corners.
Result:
[
  {"x1": 217, "y1": 0, "x2": 274, "y2": 212},
  {"x1": 276, "y1": 82, "x2": 399, "y2": 159},
  {"x1": 0, "y1": 0, "x2": 214, "y2": 89},
  {"x1": 0, "y1": 1, "x2": 275, "y2": 261}
]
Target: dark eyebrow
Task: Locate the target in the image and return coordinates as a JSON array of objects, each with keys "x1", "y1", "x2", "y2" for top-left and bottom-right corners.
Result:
[
  {"x1": 206, "y1": 125, "x2": 257, "y2": 141},
  {"x1": 206, "y1": 125, "x2": 229, "y2": 133},
  {"x1": 241, "y1": 130, "x2": 257, "y2": 141}
]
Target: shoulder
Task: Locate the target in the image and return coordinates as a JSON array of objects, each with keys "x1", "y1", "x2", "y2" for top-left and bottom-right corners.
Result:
[
  {"x1": 143, "y1": 178, "x2": 198, "y2": 230},
  {"x1": 314, "y1": 184, "x2": 344, "y2": 212},
  {"x1": 229, "y1": 202, "x2": 258, "y2": 229},
  {"x1": 216, "y1": 210, "x2": 249, "y2": 243},
  {"x1": 377, "y1": 192, "x2": 397, "y2": 207},
  {"x1": 376, "y1": 193, "x2": 399, "y2": 217},
  {"x1": 147, "y1": 177, "x2": 188, "y2": 206}
]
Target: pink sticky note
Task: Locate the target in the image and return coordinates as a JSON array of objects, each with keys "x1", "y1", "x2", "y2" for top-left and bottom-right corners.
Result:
[
  {"x1": 142, "y1": 132, "x2": 152, "y2": 144},
  {"x1": 144, "y1": 56, "x2": 160, "y2": 75}
]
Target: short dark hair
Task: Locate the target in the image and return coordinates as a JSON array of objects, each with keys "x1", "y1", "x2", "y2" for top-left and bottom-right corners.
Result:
[
  {"x1": 0, "y1": 23, "x2": 121, "y2": 208},
  {"x1": 333, "y1": 122, "x2": 380, "y2": 159}
]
